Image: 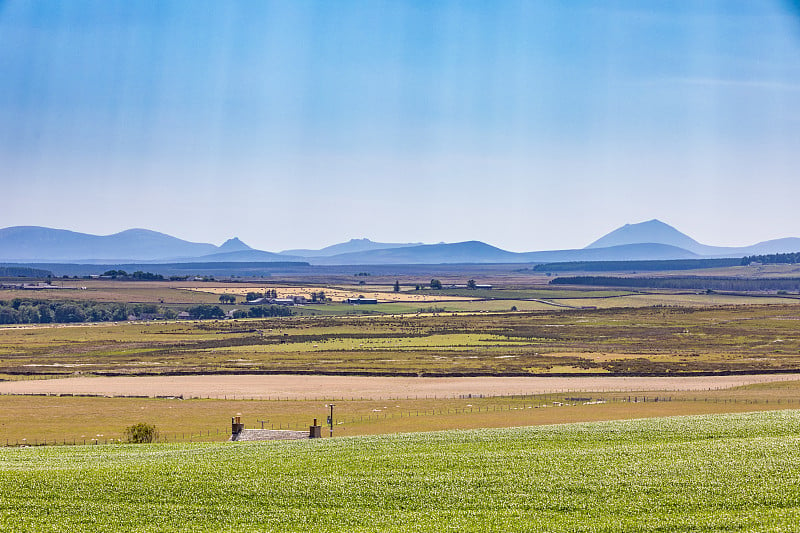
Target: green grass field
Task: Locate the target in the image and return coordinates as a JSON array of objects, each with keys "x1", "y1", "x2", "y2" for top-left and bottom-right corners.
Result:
[{"x1": 1, "y1": 410, "x2": 800, "y2": 531}]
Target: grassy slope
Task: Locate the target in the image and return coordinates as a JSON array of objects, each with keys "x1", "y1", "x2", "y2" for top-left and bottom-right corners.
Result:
[{"x1": 1, "y1": 410, "x2": 800, "y2": 532}]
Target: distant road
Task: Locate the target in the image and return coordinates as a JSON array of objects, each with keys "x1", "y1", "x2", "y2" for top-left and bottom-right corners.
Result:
[{"x1": 1, "y1": 374, "x2": 799, "y2": 400}]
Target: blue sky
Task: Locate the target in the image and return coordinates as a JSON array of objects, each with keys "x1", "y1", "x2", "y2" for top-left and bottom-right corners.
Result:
[{"x1": 1, "y1": 0, "x2": 799, "y2": 252}]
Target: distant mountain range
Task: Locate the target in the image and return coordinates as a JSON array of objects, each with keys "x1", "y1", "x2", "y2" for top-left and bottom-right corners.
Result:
[
  {"x1": 308, "y1": 241, "x2": 700, "y2": 265},
  {"x1": 280, "y1": 238, "x2": 422, "y2": 257},
  {"x1": 0, "y1": 220, "x2": 798, "y2": 266},
  {"x1": 0, "y1": 226, "x2": 219, "y2": 262},
  {"x1": 587, "y1": 219, "x2": 800, "y2": 257}
]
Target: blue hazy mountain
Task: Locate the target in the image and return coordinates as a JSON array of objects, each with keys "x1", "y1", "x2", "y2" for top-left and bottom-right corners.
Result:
[
  {"x1": 193, "y1": 249, "x2": 303, "y2": 262},
  {"x1": 312, "y1": 241, "x2": 699, "y2": 265},
  {"x1": 518, "y1": 243, "x2": 699, "y2": 263},
  {"x1": 0, "y1": 227, "x2": 265, "y2": 262},
  {"x1": 312, "y1": 241, "x2": 520, "y2": 265},
  {"x1": 2, "y1": 222, "x2": 798, "y2": 265},
  {"x1": 281, "y1": 238, "x2": 422, "y2": 258},
  {"x1": 734, "y1": 237, "x2": 800, "y2": 256},
  {"x1": 0, "y1": 226, "x2": 222, "y2": 261},
  {"x1": 217, "y1": 237, "x2": 253, "y2": 253},
  {"x1": 585, "y1": 219, "x2": 800, "y2": 258},
  {"x1": 587, "y1": 220, "x2": 707, "y2": 253}
]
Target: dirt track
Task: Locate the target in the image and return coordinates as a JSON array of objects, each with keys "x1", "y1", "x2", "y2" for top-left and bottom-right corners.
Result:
[{"x1": 2, "y1": 373, "x2": 800, "y2": 400}]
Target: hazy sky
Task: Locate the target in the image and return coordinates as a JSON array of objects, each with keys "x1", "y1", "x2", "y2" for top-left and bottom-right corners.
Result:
[{"x1": 1, "y1": 1, "x2": 799, "y2": 252}]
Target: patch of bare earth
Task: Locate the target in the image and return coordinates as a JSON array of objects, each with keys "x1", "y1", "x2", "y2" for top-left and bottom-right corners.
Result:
[{"x1": 2, "y1": 374, "x2": 800, "y2": 399}]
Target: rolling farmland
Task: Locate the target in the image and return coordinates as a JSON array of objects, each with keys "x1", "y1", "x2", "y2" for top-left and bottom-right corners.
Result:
[
  {"x1": 2, "y1": 304, "x2": 800, "y2": 378},
  {"x1": 1, "y1": 411, "x2": 800, "y2": 531},
  {"x1": 3, "y1": 277, "x2": 800, "y2": 531}
]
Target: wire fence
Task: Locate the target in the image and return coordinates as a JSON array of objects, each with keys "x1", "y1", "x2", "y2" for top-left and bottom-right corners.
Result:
[
  {"x1": 2, "y1": 382, "x2": 792, "y2": 401},
  {"x1": 3, "y1": 392, "x2": 798, "y2": 448}
]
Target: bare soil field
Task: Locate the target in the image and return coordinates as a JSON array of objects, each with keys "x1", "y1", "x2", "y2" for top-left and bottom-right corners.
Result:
[{"x1": 3, "y1": 373, "x2": 800, "y2": 399}]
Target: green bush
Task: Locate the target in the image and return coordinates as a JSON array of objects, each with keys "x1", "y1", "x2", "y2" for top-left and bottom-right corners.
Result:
[{"x1": 125, "y1": 423, "x2": 159, "y2": 444}]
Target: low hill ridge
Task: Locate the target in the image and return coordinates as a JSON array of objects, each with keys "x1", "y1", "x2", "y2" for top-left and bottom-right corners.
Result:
[
  {"x1": 0, "y1": 226, "x2": 219, "y2": 261},
  {"x1": 281, "y1": 238, "x2": 422, "y2": 258}
]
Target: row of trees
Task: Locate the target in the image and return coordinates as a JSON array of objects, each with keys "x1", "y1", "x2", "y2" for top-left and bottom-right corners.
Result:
[
  {"x1": 102, "y1": 270, "x2": 165, "y2": 280},
  {"x1": 187, "y1": 304, "x2": 293, "y2": 320},
  {"x1": 186, "y1": 305, "x2": 226, "y2": 319},
  {"x1": 309, "y1": 291, "x2": 327, "y2": 302},
  {"x1": 246, "y1": 290, "x2": 278, "y2": 301},
  {"x1": 411, "y1": 279, "x2": 477, "y2": 290},
  {"x1": 550, "y1": 276, "x2": 800, "y2": 292},
  {"x1": 244, "y1": 290, "x2": 328, "y2": 303},
  {"x1": 232, "y1": 305, "x2": 292, "y2": 319},
  {"x1": 531, "y1": 258, "x2": 741, "y2": 273},
  {"x1": 0, "y1": 266, "x2": 53, "y2": 277},
  {"x1": 0, "y1": 299, "x2": 297, "y2": 325},
  {"x1": 0, "y1": 299, "x2": 165, "y2": 325},
  {"x1": 742, "y1": 252, "x2": 800, "y2": 265}
]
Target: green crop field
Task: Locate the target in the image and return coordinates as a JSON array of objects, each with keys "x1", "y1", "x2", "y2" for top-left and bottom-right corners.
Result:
[{"x1": 1, "y1": 410, "x2": 799, "y2": 532}]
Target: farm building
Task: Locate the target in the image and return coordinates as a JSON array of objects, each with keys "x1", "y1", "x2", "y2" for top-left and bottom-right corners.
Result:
[
  {"x1": 345, "y1": 298, "x2": 378, "y2": 304},
  {"x1": 231, "y1": 429, "x2": 309, "y2": 441},
  {"x1": 247, "y1": 296, "x2": 305, "y2": 306},
  {"x1": 230, "y1": 416, "x2": 322, "y2": 441}
]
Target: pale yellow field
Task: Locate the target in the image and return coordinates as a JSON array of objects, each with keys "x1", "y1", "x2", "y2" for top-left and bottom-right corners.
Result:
[
  {"x1": 4, "y1": 373, "x2": 799, "y2": 399},
  {"x1": 183, "y1": 285, "x2": 479, "y2": 303}
]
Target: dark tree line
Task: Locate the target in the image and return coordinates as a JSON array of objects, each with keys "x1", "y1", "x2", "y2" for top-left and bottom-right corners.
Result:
[
  {"x1": 0, "y1": 298, "x2": 298, "y2": 325},
  {"x1": 550, "y1": 276, "x2": 800, "y2": 292},
  {"x1": 531, "y1": 258, "x2": 741, "y2": 273},
  {"x1": 246, "y1": 290, "x2": 278, "y2": 301},
  {"x1": 187, "y1": 305, "x2": 226, "y2": 319},
  {"x1": 102, "y1": 270, "x2": 164, "y2": 280},
  {"x1": 230, "y1": 305, "x2": 293, "y2": 319},
  {"x1": 0, "y1": 266, "x2": 53, "y2": 277},
  {"x1": 0, "y1": 299, "x2": 169, "y2": 325},
  {"x1": 187, "y1": 304, "x2": 293, "y2": 320},
  {"x1": 742, "y1": 252, "x2": 800, "y2": 266}
]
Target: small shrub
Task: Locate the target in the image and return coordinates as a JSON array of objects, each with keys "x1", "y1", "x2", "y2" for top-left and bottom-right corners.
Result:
[{"x1": 125, "y1": 422, "x2": 159, "y2": 444}]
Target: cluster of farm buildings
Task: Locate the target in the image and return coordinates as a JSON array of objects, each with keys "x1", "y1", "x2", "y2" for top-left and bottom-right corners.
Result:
[{"x1": 246, "y1": 295, "x2": 379, "y2": 305}]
